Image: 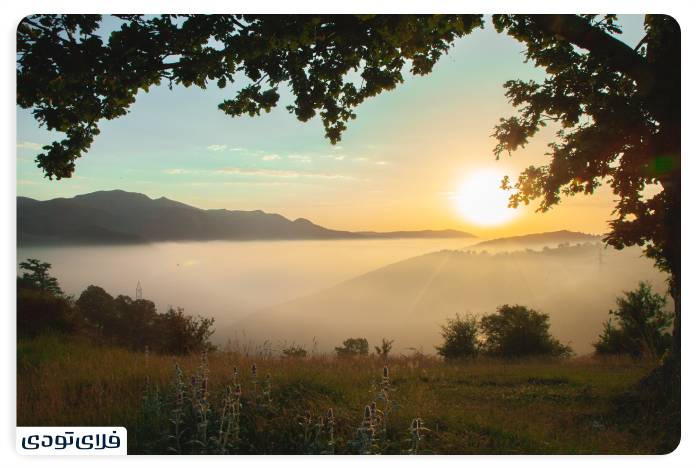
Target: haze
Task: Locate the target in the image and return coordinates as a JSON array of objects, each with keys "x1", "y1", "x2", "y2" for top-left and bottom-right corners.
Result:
[{"x1": 18, "y1": 238, "x2": 668, "y2": 356}]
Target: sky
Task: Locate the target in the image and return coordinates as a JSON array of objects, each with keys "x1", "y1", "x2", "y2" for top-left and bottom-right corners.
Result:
[{"x1": 16, "y1": 15, "x2": 647, "y2": 237}]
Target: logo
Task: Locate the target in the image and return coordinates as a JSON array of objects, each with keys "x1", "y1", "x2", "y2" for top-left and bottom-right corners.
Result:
[{"x1": 17, "y1": 427, "x2": 127, "y2": 455}]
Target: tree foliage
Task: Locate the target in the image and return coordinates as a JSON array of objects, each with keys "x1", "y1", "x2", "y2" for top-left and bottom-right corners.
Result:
[
  {"x1": 16, "y1": 259, "x2": 215, "y2": 354},
  {"x1": 594, "y1": 282, "x2": 672, "y2": 358},
  {"x1": 282, "y1": 344, "x2": 308, "y2": 358},
  {"x1": 479, "y1": 305, "x2": 572, "y2": 358},
  {"x1": 491, "y1": 15, "x2": 680, "y2": 294},
  {"x1": 374, "y1": 338, "x2": 395, "y2": 358},
  {"x1": 75, "y1": 286, "x2": 215, "y2": 354},
  {"x1": 18, "y1": 258, "x2": 63, "y2": 296},
  {"x1": 436, "y1": 313, "x2": 479, "y2": 360},
  {"x1": 17, "y1": 14, "x2": 483, "y2": 179},
  {"x1": 335, "y1": 337, "x2": 369, "y2": 357},
  {"x1": 17, "y1": 288, "x2": 79, "y2": 337}
]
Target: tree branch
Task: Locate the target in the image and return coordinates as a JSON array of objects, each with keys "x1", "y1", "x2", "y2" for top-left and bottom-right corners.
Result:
[{"x1": 531, "y1": 15, "x2": 656, "y2": 94}]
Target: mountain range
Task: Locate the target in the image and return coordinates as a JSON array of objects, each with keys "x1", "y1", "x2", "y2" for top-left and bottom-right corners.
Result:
[
  {"x1": 17, "y1": 190, "x2": 476, "y2": 245},
  {"x1": 469, "y1": 230, "x2": 601, "y2": 251}
]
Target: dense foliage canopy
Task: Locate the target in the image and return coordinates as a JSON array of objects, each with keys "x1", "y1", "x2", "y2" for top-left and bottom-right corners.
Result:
[{"x1": 594, "y1": 282, "x2": 673, "y2": 358}]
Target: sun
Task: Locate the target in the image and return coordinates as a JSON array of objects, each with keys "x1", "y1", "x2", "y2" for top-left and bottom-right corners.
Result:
[{"x1": 454, "y1": 169, "x2": 519, "y2": 226}]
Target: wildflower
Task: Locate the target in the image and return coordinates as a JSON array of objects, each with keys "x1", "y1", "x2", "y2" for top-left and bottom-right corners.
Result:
[{"x1": 325, "y1": 408, "x2": 335, "y2": 452}]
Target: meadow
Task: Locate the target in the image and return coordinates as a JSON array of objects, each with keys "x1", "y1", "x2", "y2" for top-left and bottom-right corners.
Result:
[{"x1": 17, "y1": 334, "x2": 677, "y2": 455}]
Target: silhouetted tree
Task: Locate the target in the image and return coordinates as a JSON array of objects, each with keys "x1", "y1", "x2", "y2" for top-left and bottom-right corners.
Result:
[
  {"x1": 282, "y1": 344, "x2": 308, "y2": 358},
  {"x1": 17, "y1": 288, "x2": 78, "y2": 337},
  {"x1": 156, "y1": 307, "x2": 215, "y2": 355},
  {"x1": 18, "y1": 258, "x2": 63, "y2": 296},
  {"x1": 436, "y1": 314, "x2": 479, "y2": 360},
  {"x1": 76, "y1": 285, "x2": 117, "y2": 332},
  {"x1": 479, "y1": 305, "x2": 572, "y2": 358},
  {"x1": 335, "y1": 337, "x2": 369, "y2": 357},
  {"x1": 374, "y1": 338, "x2": 394, "y2": 358},
  {"x1": 594, "y1": 282, "x2": 672, "y2": 359}
]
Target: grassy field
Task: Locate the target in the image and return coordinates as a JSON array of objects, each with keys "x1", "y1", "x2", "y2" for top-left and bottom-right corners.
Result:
[{"x1": 17, "y1": 334, "x2": 678, "y2": 454}]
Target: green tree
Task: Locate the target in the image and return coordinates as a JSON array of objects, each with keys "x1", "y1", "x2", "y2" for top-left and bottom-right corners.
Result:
[
  {"x1": 479, "y1": 305, "x2": 572, "y2": 358},
  {"x1": 156, "y1": 307, "x2": 215, "y2": 355},
  {"x1": 76, "y1": 284, "x2": 117, "y2": 332},
  {"x1": 335, "y1": 337, "x2": 369, "y2": 357},
  {"x1": 594, "y1": 282, "x2": 672, "y2": 359},
  {"x1": 18, "y1": 258, "x2": 63, "y2": 296},
  {"x1": 436, "y1": 314, "x2": 479, "y2": 360}
]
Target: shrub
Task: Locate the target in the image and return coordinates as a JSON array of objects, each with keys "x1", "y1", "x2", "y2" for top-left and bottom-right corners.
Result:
[
  {"x1": 479, "y1": 305, "x2": 572, "y2": 358},
  {"x1": 374, "y1": 338, "x2": 394, "y2": 358},
  {"x1": 436, "y1": 314, "x2": 479, "y2": 360},
  {"x1": 17, "y1": 288, "x2": 80, "y2": 337},
  {"x1": 282, "y1": 344, "x2": 308, "y2": 358},
  {"x1": 593, "y1": 282, "x2": 672, "y2": 359},
  {"x1": 18, "y1": 259, "x2": 216, "y2": 354},
  {"x1": 155, "y1": 307, "x2": 216, "y2": 355},
  {"x1": 335, "y1": 338, "x2": 369, "y2": 357}
]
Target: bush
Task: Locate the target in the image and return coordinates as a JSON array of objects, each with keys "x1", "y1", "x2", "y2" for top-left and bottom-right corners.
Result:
[
  {"x1": 282, "y1": 344, "x2": 308, "y2": 358},
  {"x1": 374, "y1": 338, "x2": 394, "y2": 358},
  {"x1": 436, "y1": 314, "x2": 479, "y2": 360},
  {"x1": 18, "y1": 259, "x2": 215, "y2": 354},
  {"x1": 155, "y1": 307, "x2": 215, "y2": 355},
  {"x1": 479, "y1": 305, "x2": 572, "y2": 358},
  {"x1": 17, "y1": 288, "x2": 80, "y2": 337},
  {"x1": 76, "y1": 285, "x2": 118, "y2": 333},
  {"x1": 593, "y1": 282, "x2": 672, "y2": 358},
  {"x1": 335, "y1": 337, "x2": 369, "y2": 357}
]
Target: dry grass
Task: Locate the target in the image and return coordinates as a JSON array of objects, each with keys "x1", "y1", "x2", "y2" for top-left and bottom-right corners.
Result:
[{"x1": 17, "y1": 334, "x2": 673, "y2": 454}]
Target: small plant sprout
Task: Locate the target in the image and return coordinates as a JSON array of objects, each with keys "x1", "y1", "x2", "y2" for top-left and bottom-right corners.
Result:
[
  {"x1": 251, "y1": 363, "x2": 258, "y2": 397},
  {"x1": 263, "y1": 372, "x2": 272, "y2": 404},
  {"x1": 167, "y1": 361, "x2": 186, "y2": 454},
  {"x1": 325, "y1": 408, "x2": 335, "y2": 454},
  {"x1": 301, "y1": 409, "x2": 313, "y2": 452},
  {"x1": 191, "y1": 352, "x2": 211, "y2": 453},
  {"x1": 408, "y1": 418, "x2": 430, "y2": 454}
]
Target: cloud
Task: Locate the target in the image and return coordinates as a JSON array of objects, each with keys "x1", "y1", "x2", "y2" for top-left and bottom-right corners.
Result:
[
  {"x1": 206, "y1": 144, "x2": 228, "y2": 152},
  {"x1": 375, "y1": 161, "x2": 389, "y2": 166},
  {"x1": 17, "y1": 141, "x2": 42, "y2": 150},
  {"x1": 215, "y1": 167, "x2": 354, "y2": 180},
  {"x1": 164, "y1": 164, "x2": 355, "y2": 181},
  {"x1": 164, "y1": 168, "x2": 197, "y2": 175},
  {"x1": 287, "y1": 154, "x2": 312, "y2": 163},
  {"x1": 182, "y1": 180, "x2": 293, "y2": 187},
  {"x1": 261, "y1": 154, "x2": 281, "y2": 161}
]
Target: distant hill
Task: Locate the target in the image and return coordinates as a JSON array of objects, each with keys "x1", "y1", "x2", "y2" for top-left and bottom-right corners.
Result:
[
  {"x1": 470, "y1": 230, "x2": 600, "y2": 251},
  {"x1": 230, "y1": 243, "x2": 667, "y2": 355},
  {"x1": 17, "y1": 190, "x2": 475, "y2": 245}
]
